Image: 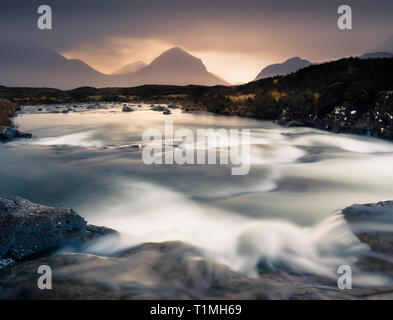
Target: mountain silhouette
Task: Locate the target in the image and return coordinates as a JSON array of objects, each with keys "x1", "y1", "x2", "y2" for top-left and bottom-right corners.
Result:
[
  {"x1": 120, "y1": 47, "x2": 228, "y2": 86},
  {"x1": 255, "y1": 57, "x2": 312, "y2": 80},
  {"x1": 0, "y1": 40, "x2": 228, "y2": 89},
  {"x1": 0, "y1": 38, "x2": 108, "y2": 89}
]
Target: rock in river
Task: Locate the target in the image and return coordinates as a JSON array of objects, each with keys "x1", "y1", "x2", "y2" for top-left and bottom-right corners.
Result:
[
  {"x1": 151, "y1": 105, "x2": 166, "y2": 112},
  {"x1": 0, "y1": 196, "x2": 117, "y2": 260},
  {"x1": 0, "y1": 126, "x2": 32, "y2": 141},
  {"x1": 163, "y1": 108, "x2": 172, "y2": 115},
  {"x1": 122, "y1": 106, "x2": 134, "y2": 112}
]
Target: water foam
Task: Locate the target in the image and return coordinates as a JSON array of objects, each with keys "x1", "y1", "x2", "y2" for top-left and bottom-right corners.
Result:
[{"x1": 81, "y1": 179, "x2": 387, "y2": 286}]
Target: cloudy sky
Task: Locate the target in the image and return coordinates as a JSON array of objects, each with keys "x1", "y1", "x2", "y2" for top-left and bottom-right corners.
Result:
[{"x1": 1, "y1": 0, "x2": 392, "y2": 83}]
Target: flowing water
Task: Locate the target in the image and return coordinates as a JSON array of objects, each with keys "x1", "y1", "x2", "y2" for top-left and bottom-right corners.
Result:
[{"x1": 2, "y1": 103, "x2": 393, "y2": 285}]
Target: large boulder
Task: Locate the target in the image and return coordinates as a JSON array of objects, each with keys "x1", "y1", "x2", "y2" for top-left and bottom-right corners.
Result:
[{"x1": 0, "y1": 196, "x2": 117, "y2": 260}]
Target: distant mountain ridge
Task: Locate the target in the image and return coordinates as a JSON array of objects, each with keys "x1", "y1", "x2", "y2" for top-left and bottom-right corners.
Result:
[
  {"x1": 255, "y1": 57, "x2": 312, "y2": 80},
  {"x1": 360, "y1": 52, "x2": 393, "y2": 59},
  {"x1": 0, "y1": 39, "x2": 228, "y2": 89}
]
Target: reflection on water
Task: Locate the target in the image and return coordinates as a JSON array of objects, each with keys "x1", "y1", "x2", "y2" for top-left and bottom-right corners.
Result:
[{"x1": 2, "y1": 103, "x2": 393, "y2": 282}]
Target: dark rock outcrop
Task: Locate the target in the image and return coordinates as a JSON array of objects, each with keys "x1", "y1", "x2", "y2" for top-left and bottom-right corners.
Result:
[{"x1": 0, "y1": 196, "x2": 117, "y2": 260}]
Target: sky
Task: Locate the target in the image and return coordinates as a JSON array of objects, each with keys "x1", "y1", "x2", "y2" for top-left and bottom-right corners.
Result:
[{"x1": 1, "y1": 0, "x2": 392, "y2": 83}]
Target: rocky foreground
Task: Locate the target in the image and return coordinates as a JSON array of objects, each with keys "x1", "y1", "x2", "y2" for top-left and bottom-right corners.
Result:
[{"x1": 1, "y1": 196, "x2": 393, "y2": 299}]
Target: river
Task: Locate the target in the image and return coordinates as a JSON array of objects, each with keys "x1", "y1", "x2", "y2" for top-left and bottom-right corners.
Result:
[{"x1": 1, "y1": 102, "x2": 393, "y2": 283}]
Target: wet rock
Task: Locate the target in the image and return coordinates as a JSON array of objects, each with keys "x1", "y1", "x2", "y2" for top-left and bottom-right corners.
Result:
[
  {"x1": 167, "y1": 104, "x2": 180, "y2": 109},
  {"x1": 0, "y1": 127, "x2": 18, "y2": 140},
  {"x1": 122, "y1": 106, "x2": 134, "y2": 112},
  {"x1": 343, "y1": 201, "x2": 393, "y2": 255},
  {"x1": 163, "y1": 108, "x2": 172, "y2": 115},
  {"x1": 0, "y1": 196, "x2": 117, "y2": 260},
  {"x1": 0, "y1": 126, "x2": 32, "y2": 141},
  {"x1": 151, "y1": 105, "x2": 166, "y2": 112}
]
